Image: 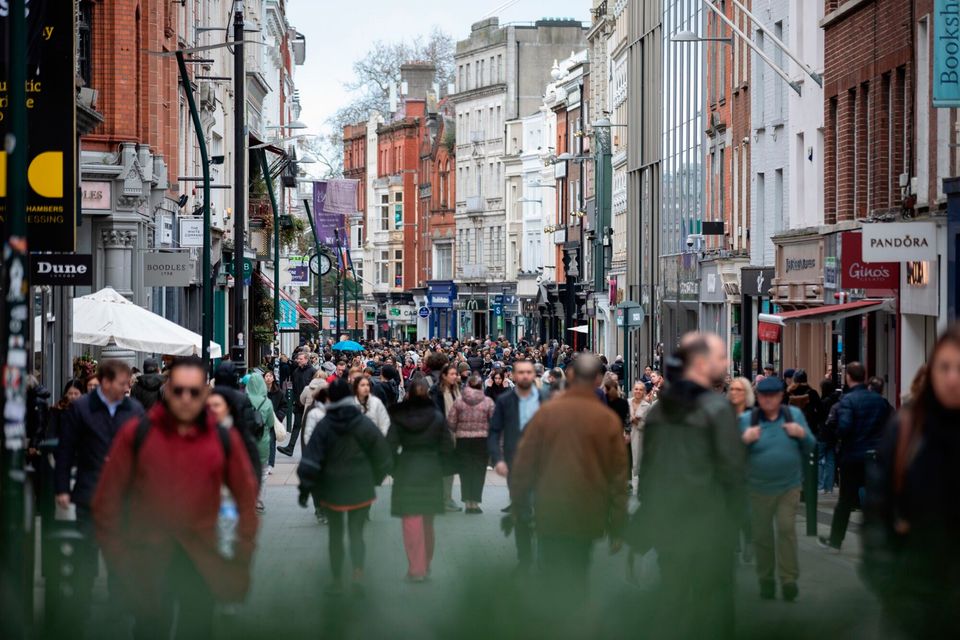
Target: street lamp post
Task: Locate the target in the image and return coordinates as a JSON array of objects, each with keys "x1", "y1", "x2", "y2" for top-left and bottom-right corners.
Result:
[
  {"x1": 592, "y1": 117, "x2": 613, "y2": 352},
  {"x1": 256, "y1": 150, "x2": 281, "y2": 354},
  {"x1": 232, "y1": 6, "x2": 247, "y2": 363}
]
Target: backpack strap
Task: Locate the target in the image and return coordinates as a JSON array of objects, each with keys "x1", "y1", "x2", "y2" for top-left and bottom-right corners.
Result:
[
  {"x1": 750, "y1": 406, "x2": 761, "y2": 429},
  {"x1": 133, "y1": 416, "x2": 231, "y2": 462}
]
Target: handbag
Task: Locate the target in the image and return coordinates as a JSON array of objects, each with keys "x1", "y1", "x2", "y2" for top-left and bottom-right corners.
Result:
[{"x1": 274, "y1": 412, "x2": 288, "y2": 444}]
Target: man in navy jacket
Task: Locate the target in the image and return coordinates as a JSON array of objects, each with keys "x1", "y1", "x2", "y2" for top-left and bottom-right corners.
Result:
[
  {"x1": 55, "y1": 359, "x2": 143, "y2": 619},
  {"x1": 819, "y1": 361, "x2": 892, "y2": 551}
]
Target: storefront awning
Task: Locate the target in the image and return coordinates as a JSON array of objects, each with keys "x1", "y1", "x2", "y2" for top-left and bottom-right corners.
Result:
[
  {"x1": 255, "y1": 271, "x2": 319, "y2": 327},
  {"x1": 766, "y1": 299, "x2": 894, "y2": 325}
]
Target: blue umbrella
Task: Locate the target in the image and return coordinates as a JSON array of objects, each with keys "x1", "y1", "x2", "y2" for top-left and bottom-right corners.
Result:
[{"x1": 332, "y1": 339, "x2": 363, "y2": 352}]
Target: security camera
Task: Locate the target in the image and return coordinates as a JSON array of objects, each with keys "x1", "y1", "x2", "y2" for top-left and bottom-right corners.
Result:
[
  {"x1": 536, "y1": 273, "x2": 543, "y2": 285},
  {"x1": 685, "y1": 235, "x2": 695, "y2": 249}
]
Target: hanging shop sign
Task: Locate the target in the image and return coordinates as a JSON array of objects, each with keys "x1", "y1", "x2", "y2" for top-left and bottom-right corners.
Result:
[
  {"x1": 179, "y1": 217, "x2": 204, "y2": 247},
  {"x1": 0, "y1": 3, "x2": 77, "y2": 251},
  {"x1": 758, "y1": 321, "x2": 783, "y2": 343},
  {"x1": 30, "y1": 253, "x2": 93, "y2": 286},
  {"x1": 861, "y1": 222, "x2": 937, "y2": 262},
  {"x1": 934, "y1": 0, "x2": 960, "y2": 107},
  {"x1": 740, "y1": 267, "x2": 775, "y2": 297},
  {"x1": 143, "y1": 252, "x2": 193, "y2": 287},
  {"x1": 841, "y1": 232, "x2": 899, "y2": 290},
  {"x1": 287, "y1": 255, "x2": 310, "y2": 286}
]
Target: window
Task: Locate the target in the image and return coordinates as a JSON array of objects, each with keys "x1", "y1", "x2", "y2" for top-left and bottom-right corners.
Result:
[
  {"x1": 917, "y1": 17, "x2": 930, "y2": 206},
  {"x1": 435, "y1": 244, "x2": 453, "y2": 280},
  {"x1": 394, "y1": 249, "x2": 403, "y2": 287},
  {"x1": 466, "y1": 63, "x2": 471, "y2": 89},
  {"x1": 773, "y1": 22, "x2": 784, "y2": 121},
  {"x1": 497, "y1": 54, "x2": 502, "y2": 83},
  {"x1": 378, "y1": 250, "x2": 389, "y2": 284},
  {"x1": 380, "y1": 194, "x2": 389, "y2": 231},
  {"x1": 774, "y1": 169, "x2": 784, "y2": 235}
]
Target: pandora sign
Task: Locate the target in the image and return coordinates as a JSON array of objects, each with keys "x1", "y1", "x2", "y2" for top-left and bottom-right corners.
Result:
[{"x1": 861, "y1": 222, "x2": 937, "y2": 262}]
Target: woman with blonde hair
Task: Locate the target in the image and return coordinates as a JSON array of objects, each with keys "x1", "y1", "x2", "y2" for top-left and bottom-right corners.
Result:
[{"x1": 728, "y1": 376, "x2": 755, "y2": 417}]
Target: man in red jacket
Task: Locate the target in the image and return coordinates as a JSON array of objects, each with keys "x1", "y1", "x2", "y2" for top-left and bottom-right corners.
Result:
[{"x1": 93, "y1": 356, "x2": 259, "y2": 639}]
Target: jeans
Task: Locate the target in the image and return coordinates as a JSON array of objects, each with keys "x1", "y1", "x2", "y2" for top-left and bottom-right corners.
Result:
[
  {"x1": 325, "y1": 507, "x2": 370, "y2": 579},
  {"x1": 818, "y1": 442, "x2": 836, "y2": 492},
  {"x1": 749, "y1": 487, "x2": 801, "y2": 585},
  {"x1": 828, "y1": 461, "x2": 866, "y2": 549},
  {"x1": 401, "y1": 515, "x2": 435, "y2": 578}
]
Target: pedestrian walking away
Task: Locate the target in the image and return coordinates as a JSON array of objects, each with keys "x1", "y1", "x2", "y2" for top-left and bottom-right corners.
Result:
[
  {"x1": 447, "y1": 374, "x2": 495, "y2": 513},
  {"x1": 297, "y1": 379, "x2": 392, "y2": 596},
  {"x1": 509, "y1": 355, "x2": 628, "y2": 596},
  {"x1": 632, "y1": 333, "x2": 746, "y2": 640},
  {"x1": 387, "y1": 378, "x2": 456, "y2": 581}
]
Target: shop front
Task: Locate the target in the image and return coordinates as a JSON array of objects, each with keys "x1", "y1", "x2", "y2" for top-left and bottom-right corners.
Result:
[
  {"x1": 661, "y1": 253, "x2": 700, "y2": 352},
  {"x1": 386, "y1": 305, "x2": 418, "y2": 341},
  {"x1": 740, "y1": 265, "x2": 775, "y2": 378},
  {"x1": 427, "y1": 281, "x2": 457, "y2": 339},
  {"x1": 699, "y1": 259, "x2": 747, "y2": 374}
]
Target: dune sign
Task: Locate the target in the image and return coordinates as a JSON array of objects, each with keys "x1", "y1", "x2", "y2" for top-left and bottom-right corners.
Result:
[{"x1": 0, "y1": 4, "x2": 76, "y2": 251}]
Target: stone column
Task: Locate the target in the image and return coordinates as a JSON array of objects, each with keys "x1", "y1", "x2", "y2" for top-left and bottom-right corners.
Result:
[{"x1": 99, "y1": 228, "x2": 137, "y2": 365}]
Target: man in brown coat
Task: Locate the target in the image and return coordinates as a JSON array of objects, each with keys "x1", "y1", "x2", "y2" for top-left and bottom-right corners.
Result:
[{"x1": 509, "y1": 354, "x2": 629, "y2": 590}]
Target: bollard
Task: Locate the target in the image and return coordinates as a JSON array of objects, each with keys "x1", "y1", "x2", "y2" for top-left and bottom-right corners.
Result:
[
  {"x1": 286, "y1": 387, "x2": 293, "y2": 431},
  {"x1": 43, "y1": 525, "x2": 85, "y2": 639},
  {"x1": 805, "y1": 450, "x2": 818, "y2": 536}
]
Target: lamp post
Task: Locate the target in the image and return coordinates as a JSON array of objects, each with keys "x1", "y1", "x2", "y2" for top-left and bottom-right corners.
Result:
[
  {"x1": 232, "y1": 4, "x2": 247, "y2": 363},
  {"x1": 592, "y1": 117, "x2": 613, "y2": 352},
  {"x1": 256, "y1": 149, "x2": 281, "y2": 354}
]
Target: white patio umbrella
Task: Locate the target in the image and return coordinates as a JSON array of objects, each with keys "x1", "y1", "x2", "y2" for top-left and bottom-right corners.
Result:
[{"x1": 73, "y1": 287, "x2": 222, "y2": 358}]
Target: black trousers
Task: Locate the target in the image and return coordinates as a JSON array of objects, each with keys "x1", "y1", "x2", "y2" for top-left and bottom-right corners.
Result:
[
  {"x1": 284, "y1": 406, "x2": 304, "y2": 453},
  {"x1": 829, "y1": 460, "x2": 866, "y2": 548},
  {"x1": 325, "y1": 506, "x2": 370, "y2": 579},
  {"x1": 506, "y1": 474, "x2": 533, "y2": 567},
  {"x1": 133, "y1": 545, "x2": 215, "y2": 640},
  {"x1": 74, "y1": 505, "x2": 100, "y2": 622},
  {"x1": 456, "y1": 437, "x2": 488, "y2": 503},
  {"x1": 656, "y1": 550, "x2": 736, "y2": 640},
  {"x1": 538, "y1": 534, "x2": 593, "y2": 594}
]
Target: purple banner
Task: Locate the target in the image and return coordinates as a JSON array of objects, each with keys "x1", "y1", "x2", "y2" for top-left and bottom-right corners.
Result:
[{"x1": 312, "y1": 180, "x2": 358, "y2": 247}]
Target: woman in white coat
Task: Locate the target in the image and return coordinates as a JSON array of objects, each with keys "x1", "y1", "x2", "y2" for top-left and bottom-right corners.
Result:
[
  {"x1": 628, "y1": 380, "x2": 654, "y2": 495},
  {"x1": 354, "y1": 374, "x2": 391, "y2": 435}
]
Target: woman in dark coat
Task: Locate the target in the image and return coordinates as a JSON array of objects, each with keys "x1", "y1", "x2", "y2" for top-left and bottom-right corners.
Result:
[
  {"x1": 387, "y1": 378, "x2": 455, "y2": 581},
  {"x1": 863, "y1": 326, "x2": 960, "y2": 638},
  {"x1": 297, "y1": 379, "x2": 392, "y2": 595},
  {"x1": 485, "y1": 370, "x2": 509, "y2": 402}
]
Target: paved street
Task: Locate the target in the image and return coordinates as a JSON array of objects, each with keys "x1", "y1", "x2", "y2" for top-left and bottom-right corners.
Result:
[{"x1": 210, "y1": 455, "x2": 883, "y2": 640}]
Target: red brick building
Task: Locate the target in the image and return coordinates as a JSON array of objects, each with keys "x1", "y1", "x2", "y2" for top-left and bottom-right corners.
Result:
[
  {"x1": 418, "y1": 101, "x2": 457, "y2": 288},
  {"x1": 822, "y1": 0, "x2": 913, "y2": 224}
]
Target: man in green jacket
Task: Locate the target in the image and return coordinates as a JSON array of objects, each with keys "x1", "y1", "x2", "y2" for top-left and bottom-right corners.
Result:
[{"x1": 637, "y1": 332, "x2": 746, "y2": 639}]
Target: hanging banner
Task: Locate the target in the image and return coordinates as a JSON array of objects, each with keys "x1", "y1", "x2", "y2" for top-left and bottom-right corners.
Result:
[
  {"x1": 312, "y1": 181, "x2": 353, "y2": 247},
  {"x1": 0, "y1": 2, "x2": 77, "y2": 251},
  {"x1": 287, "y1": 255, "x2": 310, "y2": 286},
  {"x1": 934, "y1": 0, "x2": 960, "y2": 107}
]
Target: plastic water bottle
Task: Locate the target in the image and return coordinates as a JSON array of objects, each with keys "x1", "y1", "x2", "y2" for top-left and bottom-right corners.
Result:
[{"x1": 217, "y1": 489, "x2": 238, "y2": 560}]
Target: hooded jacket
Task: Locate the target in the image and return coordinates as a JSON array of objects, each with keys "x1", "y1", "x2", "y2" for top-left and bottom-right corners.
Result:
[
  {"x1": 297, "y1": 398, "x2": 391, "y2": 510},
  {"x1": 633, "y1": 379, "x2": 746, "y2": 554},
  {"x1": 244, "y1": 372, "x2": 275, "y2": 465},
  {"x1": 447, "y1": 386, "x2": 495, "y2": 439},
  {"x1": 386, "y1": 397, "x2": 455, "y2": 517},
  {"x1": 131, "y1": 372, "x2": 164, "y2": 410}
]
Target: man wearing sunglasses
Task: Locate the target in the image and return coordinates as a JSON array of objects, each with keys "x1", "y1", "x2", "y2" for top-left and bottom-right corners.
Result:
[{"x1": 93, "y1": 356, "x2": 259, "y2": 639}]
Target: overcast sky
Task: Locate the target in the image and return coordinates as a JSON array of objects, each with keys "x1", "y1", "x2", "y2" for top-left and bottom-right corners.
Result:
[{"x1": 286, "y1": 0, "x2": 590, "y2": 137}]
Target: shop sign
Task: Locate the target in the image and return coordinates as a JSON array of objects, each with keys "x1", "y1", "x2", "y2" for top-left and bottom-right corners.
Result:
[
  {"x1": 902, "y1": 261, "x2": 939, "y2": 316},
  {"x1": 741, "y1": 267, "x2": 775, "y2": 297},
  {"x1": 179, "y1": 217, "x2": 204, "y2": 247},
  {"x1": 758, "y1": 321, "x2": 782, "y2": 343},
  {"x1": 81, "y1": 182, "x2": 112, "y2": 211},
  {"x1": 287, "y1": 255, "x2": 310, "y2": 287},
  {"x1": 776, "y1": 238, "x2": 822, "y2": 284},
  {"x1": 934, "y1": 0, "x2": 960, "y2": 107},
  {"x1": 824, "y1": 257, "x2": 837, "y2": 290},
  {"x1": 861, "y1": 222, "x2": 937, "y2": 262},
  {"x1": 841, "y1": 232, "x2": 899, "y2": 290},
  {"x1": 278, "y1": 299, "x2": 298, "y2": 330},
  {"x1": 0, "y1": 3, "x2": 77, "y2": 251},
  {"x1": 30, "y1": 253, "x2": 93, "y2": 286},
  {"x1": 418, "y1": 306, "x2": 430, "y2": 318},
  {"x1": 143, "y1": 252, "x2": 193, "y2": 287}
]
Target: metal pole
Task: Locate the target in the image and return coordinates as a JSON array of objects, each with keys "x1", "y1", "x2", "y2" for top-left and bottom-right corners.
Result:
[
  {"x1": 257, "y1": 150, "x2": 281, "y2": 352},
  {"x1": 945, "y1": 177, "x2": 960, "y2": 322},
  {"x1": 176, "y1": 52, "x2": 213, "y2": 371},
  {"x1": 303, "y1": 199, "x2": 323, "y2": 340},
  {"x1": 334, "y1": 228, "x2": 343, "y2": 337},
  {"x1": 232, "y1": 7, "x2": 247, "y2": 358},
  {"x1": 1, "y1": 0, "x2": 30, "y2": 630},
  {"x1": 729, "y1": 0, "x2": 822, "y2": 87}
]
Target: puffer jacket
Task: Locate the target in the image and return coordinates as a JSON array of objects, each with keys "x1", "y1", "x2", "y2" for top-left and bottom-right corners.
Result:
[
  {"x1": 131, "y1": 373, "x2": 164, "y2": 410},
  {"x1": 387, "y1": 397, "x2": 455, "y2": 517},
  {"x1": 447, "y1": 386, "x2": 495, "y2": 439}
]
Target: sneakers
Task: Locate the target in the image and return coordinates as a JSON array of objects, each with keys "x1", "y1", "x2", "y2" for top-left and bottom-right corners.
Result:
[
  {"x1": 782, "y1": 582, "x2": 799, "y2": 602},
  {"x1": 266, "y1": 465, "x2": 274, "y2": 475},
  {"x1": 276, "y1": 445, "x2": 294, "y2": 457},
  {"x1": 817, "y1": 536, "x2": 841, "y2": 553},
  {"x1": 759, "y1": 580, "x2": 776, "y2": 600},
  {"x1": 465, "y1": 507, "x2": 483, "y2": 514}
]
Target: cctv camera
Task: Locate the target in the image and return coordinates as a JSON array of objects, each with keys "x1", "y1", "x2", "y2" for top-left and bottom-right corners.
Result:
[
  {"x1": 536, "y1": 274, "x2": 543, "y2": 284},
  {"x1": 685, "y1": 236, "x2": 694, "y2": 249}
]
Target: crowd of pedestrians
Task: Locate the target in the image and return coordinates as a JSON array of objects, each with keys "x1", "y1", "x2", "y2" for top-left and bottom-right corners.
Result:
[{"x1": 39, "y1": 327, "x2": 960, "y2": 638}]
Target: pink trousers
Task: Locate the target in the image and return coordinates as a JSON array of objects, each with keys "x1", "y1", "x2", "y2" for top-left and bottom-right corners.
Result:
[{"x1": 402, "y1": 515, "x2": 435, "y2": 578}]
